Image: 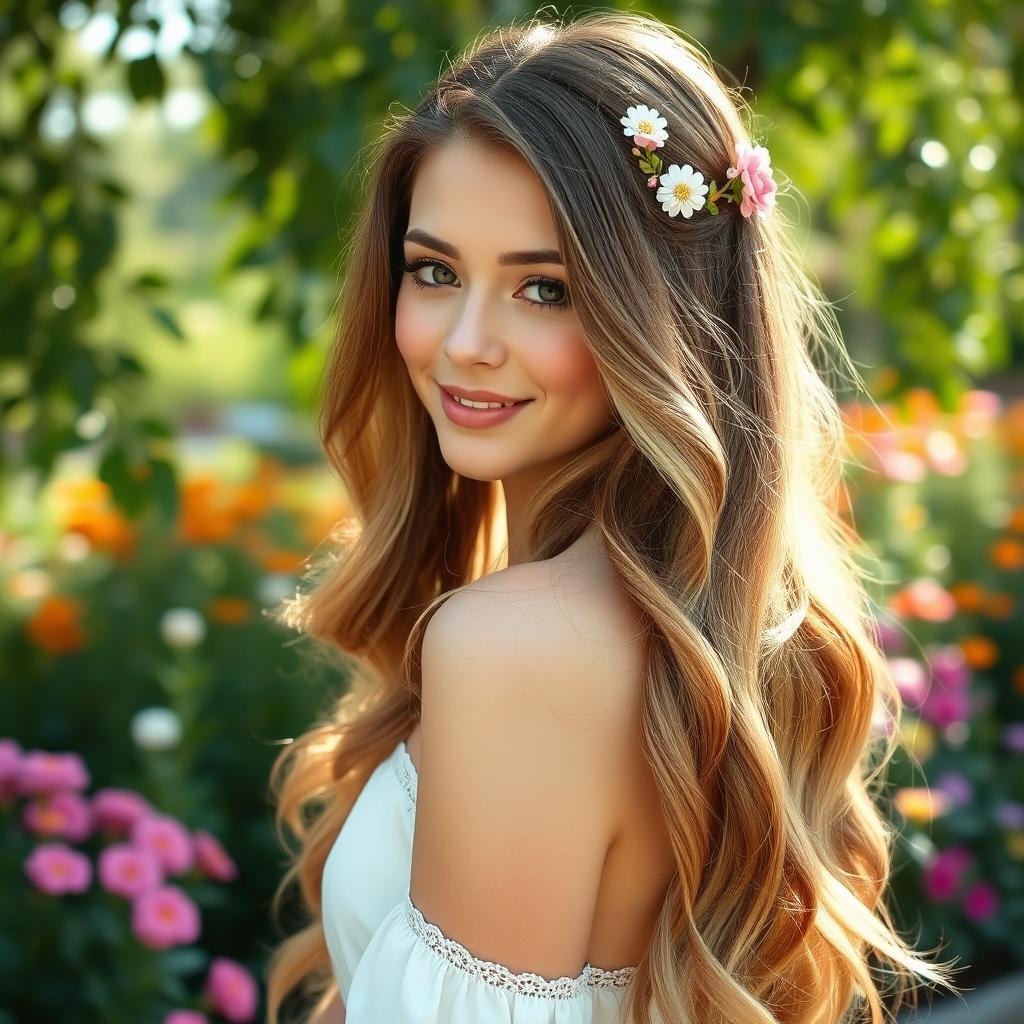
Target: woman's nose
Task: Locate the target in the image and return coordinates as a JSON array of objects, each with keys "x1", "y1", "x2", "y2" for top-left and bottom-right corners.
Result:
[{"x1": 442, "y1": 292, "x2": 504, "y2": 364}]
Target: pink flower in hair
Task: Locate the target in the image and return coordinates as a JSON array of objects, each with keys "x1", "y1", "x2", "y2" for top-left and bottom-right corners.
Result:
[
  {"x1": 131, "y1": 884, "x2": 201, "y2": 949},
  {"x1": 165, "y1": 1012, "x2": 208, "y2": 1024},
  {"x1": 24, "y1": 842, "x2": 92, "y2": 895},
  {"x1": 726, "y1": 142, "x2": 777, "y2": 219}
]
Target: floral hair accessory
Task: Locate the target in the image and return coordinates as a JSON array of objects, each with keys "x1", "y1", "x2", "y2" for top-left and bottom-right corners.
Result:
[{"x1": 619, "y1": 103, "x2": 777, "y2": 220}]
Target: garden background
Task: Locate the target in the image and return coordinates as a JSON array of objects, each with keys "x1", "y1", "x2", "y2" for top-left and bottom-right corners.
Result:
[{"x1": 2, "y1": 0, "x2": 1022, "y2": 1022}]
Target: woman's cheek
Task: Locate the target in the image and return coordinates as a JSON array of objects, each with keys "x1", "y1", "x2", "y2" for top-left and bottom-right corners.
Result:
[
  {"x1": 526, "y1": 329, "x2": 608, "y2": 412},
  {"x1": 394, "y1": 288, "x2": 435, "y2": 371}
]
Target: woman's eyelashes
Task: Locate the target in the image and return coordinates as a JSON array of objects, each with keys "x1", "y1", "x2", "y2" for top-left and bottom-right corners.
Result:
[{"x1": 399, "y1": 256, "x2": 572, "y2": 312}]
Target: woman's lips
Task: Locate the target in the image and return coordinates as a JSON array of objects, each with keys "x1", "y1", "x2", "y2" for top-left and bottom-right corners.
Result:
[{"x1": 438, "y1": 384, "x2": 533, "y2": 428}]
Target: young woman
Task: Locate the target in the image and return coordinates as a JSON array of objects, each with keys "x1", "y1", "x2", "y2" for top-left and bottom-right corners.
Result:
[{"x1": 263, "y1": 11, "x2": 961, "y2": 1024}]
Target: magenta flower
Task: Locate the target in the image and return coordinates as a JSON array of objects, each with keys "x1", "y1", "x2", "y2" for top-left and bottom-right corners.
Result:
[
  {"x1": 194, "y1": 829, "x2": 238, "y2": 882},
  {"x1": 18, "y1": 750, "x2": 90, "y2": 795},
  {"x1": 93, "y1": 787, "x2": 153, "y2": 837},
  {"x1": 22, "y1": 790, "x2": 94, "y2": 842},
  {"x1": 204, "y1": 957, "x2": 260, "y2": 1022},
  {"x1": 165, "y1": 1012, "x2": 208, "y2": 1024},
  {"x1": 874, "y1": 619, "x2": 906, "y2": 655},
  {"x1": 131, "y1": 814, "x2": 195, "y2": 875},
  {"x1": 98, "y1": 843, "x2": 165, "y2": 899},
  {"x1": 131, "y1": 884, "x2": 201, "y2": 949},
  {"x1": 962, "y1": 880, "x2": 999, "y2": 922},
  {"x1": 919, "y1": 645, "x2": 973, "y2": 728},
  {"x1": 725, "y1": 141, "x2": 777, "y2": 219},
  {"x1": 928, "y1": 645, "x2": 971, "y2": 691},
  {"x1": 920, "y1": 689, "x2": 971, "y2": 729},
  {"x1": 922, "y1": 845, "x2": 973, "y2": 902},
  {"x1": 0, "y1": 738, "x2": 24, "y2": 800},
  {"x1": 24, "y1": 842, "x2": 92, "y2": 895}
]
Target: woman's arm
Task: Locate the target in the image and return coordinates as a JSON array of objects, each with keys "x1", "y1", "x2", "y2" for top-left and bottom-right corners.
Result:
[{"x1": 309, "y1": 990, "x2": 345, "y2": 1024}]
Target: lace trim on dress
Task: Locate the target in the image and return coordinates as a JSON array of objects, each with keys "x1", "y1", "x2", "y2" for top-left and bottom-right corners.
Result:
[
  {"x1": 393, "y1": 741, "x2": 417, "y2": 812},
  {"x1": 586, "y1": 963, "x2": 638, "y2": 988},
  {"x1": 404, "y1": 893, "x2": 593, "y2": 999}
]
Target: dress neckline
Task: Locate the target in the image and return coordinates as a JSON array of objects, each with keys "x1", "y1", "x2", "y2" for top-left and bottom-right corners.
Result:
[{"x1": 390, "y1": 739, "x2": 638, "y2": 988}]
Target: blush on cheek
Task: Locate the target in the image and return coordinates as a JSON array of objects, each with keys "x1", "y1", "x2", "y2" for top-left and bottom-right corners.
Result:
[
  {"x1": 393, "y1": 291, "x2": 433, "y2": 369},
  {"x1": 525, "y1": 330, "x2": 603, "y2": 395}
]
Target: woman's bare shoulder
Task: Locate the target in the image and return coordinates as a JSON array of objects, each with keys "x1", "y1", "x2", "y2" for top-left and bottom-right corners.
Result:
[{"x1": 432, "y1": 537, "x2": 647, "y2": 728}]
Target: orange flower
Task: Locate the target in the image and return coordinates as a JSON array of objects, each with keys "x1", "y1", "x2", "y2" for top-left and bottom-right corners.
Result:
[
  {"x1": 991, "y1": 538, "x2": 1024, "y2": 570},
  {"x1": 1012, "y1": 666, "x2": 1024, "y2": 695},
  {"x1": 904, "y1": 387, "x2": 941, "y2": 427},
  {"x1": 894, "y1": 786, "x2": 949, "y2": 823},
  {"x1": 1006, "y1": 507, "x2": 1024, "y2": 533},
  {"x1": 178, "y1": 476, "x2": 236, "y2": 544},
  {"x1": 984, "y1": 592, "x2": 1015, "y2": 620},
  {"x1": 948, "y1": 582, "x2": 986, "y2": 613},
  {"x1": 25, "y1": 594, "x2": 86, "y2": 654},
  {"x1": 259, "y1": 549, "x2": 306, "y2": 574},
  {"x1": 888, "y1": 578, "x2": 956, "y2": 622},
  {"x1": 958, "y1": 634, "x2": 998, "y2": 670},
  {"x1": 52, "y1": 478, "x2": 137, "y2": 560},
  {"x1": 208, "y1": 598, "x2": 250, "y2": 625}
]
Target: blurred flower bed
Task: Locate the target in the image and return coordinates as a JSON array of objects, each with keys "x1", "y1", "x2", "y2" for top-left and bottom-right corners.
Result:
[
  {"x1": 842, "y1": 386, "x2": 1024, "y2": 983},
  {"x1": 1, "y1": 441, "x2": 350, "y2": 1024},
  {"x1": 2, "y1": 385, "x2": 1023, "y2": 1017}
]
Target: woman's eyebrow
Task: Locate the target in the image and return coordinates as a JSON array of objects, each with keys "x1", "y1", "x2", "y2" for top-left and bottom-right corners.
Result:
[{"x1": 402, "y1": 228, "x2": 563, "y2": 266}]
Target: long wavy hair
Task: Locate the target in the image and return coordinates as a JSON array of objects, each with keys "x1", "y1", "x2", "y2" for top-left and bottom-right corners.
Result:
[{"x1": 263, "y1": 10, "x2": 963, "y2": 1024}]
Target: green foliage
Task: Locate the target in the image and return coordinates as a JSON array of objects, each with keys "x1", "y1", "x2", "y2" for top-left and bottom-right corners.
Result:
[{"x1": 1, "y1": 0, "x2": 1021, "y2": 512}]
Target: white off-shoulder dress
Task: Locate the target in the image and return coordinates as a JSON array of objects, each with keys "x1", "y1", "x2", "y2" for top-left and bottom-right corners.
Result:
[{"x1": 321, "y1": 737, "x2": 638, "y2": 1022}]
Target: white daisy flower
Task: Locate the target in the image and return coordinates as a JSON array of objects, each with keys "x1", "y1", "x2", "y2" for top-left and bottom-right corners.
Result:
[
  {"x1": 620, "y1": 104, "x2": 668, "y2": 148},
  {"x1": 655, "y1": 163, "x2": 709, "y2": 218}
]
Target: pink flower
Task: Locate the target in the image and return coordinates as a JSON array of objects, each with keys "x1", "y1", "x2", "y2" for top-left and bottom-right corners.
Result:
[
  {"x1": 194, "y1": 829, "x2": 238, "y2": 882},
  {"x1": 888, "y1": 657, "x2": 927, "y2": 709},
  {"x1": 962, "y1": 880, "x2": 999, "y2": 922},
  {"x1": 165, "y1": 1012, "x2": 208, "y2": 1024},
  {"x1": 922, "y1": 845, "x2": 973, "y2": 902},
  {"x1": 204, "y1": 957, "x2": 260, "y2": 1022},
  {"x1": 98, "y1": 843, "x2": 165, "y2": 898},
  {"x1": 726, "y1": 142, "x2": 777, "y2": 219},
  {"x1": 22, "y1": 790, "x2": 94, "y2": 842},
  {"x1": 0, "y1": 739, "x2": 24, "y2": 800},
  {"x1": 131, "y1": 885, "x2": 201, "y2": 949},
  {"x1": 132, "y1": 814, "x2": 195, "y2": 875},
  {"x1": 18, "y1": 750, "x2": 90, "y2": 795},
  {"x1": 93, "y1": 787, "x2": 153, "y2": 837},
  {"x1": 24, "y1": 842, "x2": 92, "y2": 895},
  {"x1": 646, "y1": 175, "x2": 658, "y2": 188}
]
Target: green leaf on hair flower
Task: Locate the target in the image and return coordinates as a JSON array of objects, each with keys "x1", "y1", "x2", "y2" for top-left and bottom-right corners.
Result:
[
  {"x1": 707, "y1": 200, "x2": 719, "y2": 214},
  {"x1": 638, "y1": 160, "x2": 655, "y2": 174}
]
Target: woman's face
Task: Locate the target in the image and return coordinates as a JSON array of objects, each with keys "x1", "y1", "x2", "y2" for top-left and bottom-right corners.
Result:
[{"x1": 395, "y1": 138, "x2": 615, "y2": 484}]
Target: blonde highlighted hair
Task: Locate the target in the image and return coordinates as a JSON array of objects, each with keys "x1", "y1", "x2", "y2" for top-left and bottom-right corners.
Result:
[{"x1": 263, "y1": 10, "x2": 963, "y2": 1023}]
